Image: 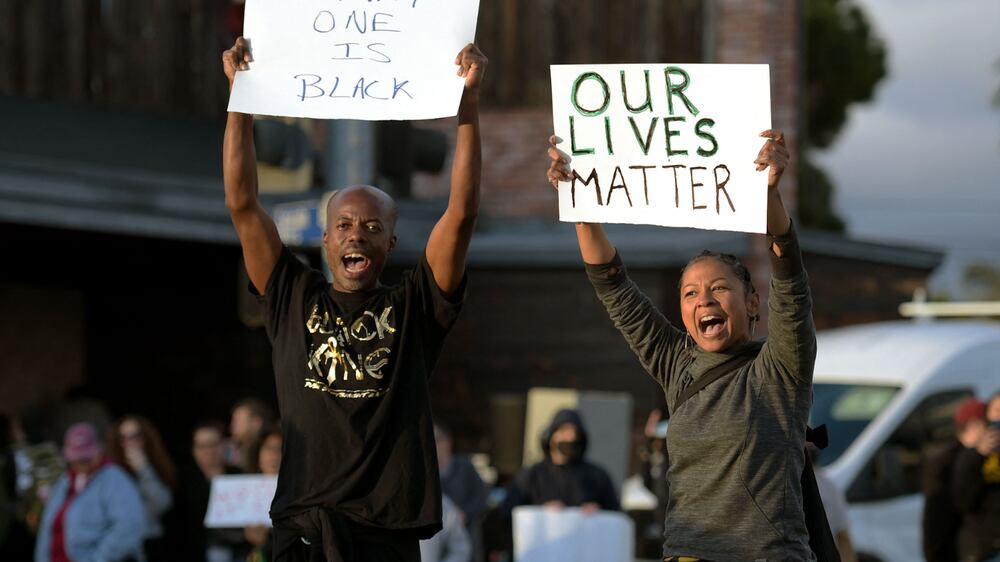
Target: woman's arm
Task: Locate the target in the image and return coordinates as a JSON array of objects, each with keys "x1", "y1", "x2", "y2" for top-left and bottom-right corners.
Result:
[
  {"x1": 757, "y1": 130, "x2": 792, "y2": 240},
  {"x1": 547, "y1": 136, "x2": 683, "y2": 387},
  {"x1": 756, "y1": 130, "x2": 816, "y2": 383},
  {"x1": 547, "y1": 136, "x2": 617, "y2": 264},
  {"x1": 135, "y1": 463, "x2": 174, "y2": 516}
]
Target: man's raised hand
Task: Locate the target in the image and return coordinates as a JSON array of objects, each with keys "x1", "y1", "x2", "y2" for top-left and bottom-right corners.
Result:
[
  {"x1": 222, "y1": 37, "x2": 252, "y2": 89},
  {"x1": 455, "y1": 43, "x2": 488, "y2": 92}
]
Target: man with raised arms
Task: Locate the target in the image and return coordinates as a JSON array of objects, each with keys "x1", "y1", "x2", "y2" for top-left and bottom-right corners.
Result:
[{"x1": 221, "y1": 37, "x2": 487, "y2": 562}]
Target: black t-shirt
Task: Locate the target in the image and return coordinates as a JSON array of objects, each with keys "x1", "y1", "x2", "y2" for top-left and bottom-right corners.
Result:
[{"x1": 259, "y1": 247, "x2": 464, "y2": 537}]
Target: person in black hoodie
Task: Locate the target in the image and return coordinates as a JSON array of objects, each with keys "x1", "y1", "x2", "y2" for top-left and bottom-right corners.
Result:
[{"x1": 506, "y1": 409, "x2": 619, "y2": 513}]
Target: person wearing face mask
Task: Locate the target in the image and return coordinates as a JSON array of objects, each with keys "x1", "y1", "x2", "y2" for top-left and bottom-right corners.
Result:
[
  {"x1": 505, "y1": 409, "x2": 619, "y2": 514},
  {"x1": 547, "y1": 130, "x2": 823, "y2": 562}
]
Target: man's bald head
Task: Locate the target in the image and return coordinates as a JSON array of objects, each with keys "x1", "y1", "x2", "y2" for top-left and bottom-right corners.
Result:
[
  {"x1": 322, "y1": 185, "x2": 399, "y2": 293},
  {"x1": 326, "y1": 185, "x2": 399, "y2": 232}
]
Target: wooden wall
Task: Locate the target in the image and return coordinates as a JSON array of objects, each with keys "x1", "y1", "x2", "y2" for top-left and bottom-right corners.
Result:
[
  {"x1": 476, "y1": 0, "x2": 704, "y2": 107},
  {"x1": 0, "y1": 0, "x2": 234, "y2": 117},
  {"x1": 0, "y1": 0, "x2": 703, "y2": 116}
]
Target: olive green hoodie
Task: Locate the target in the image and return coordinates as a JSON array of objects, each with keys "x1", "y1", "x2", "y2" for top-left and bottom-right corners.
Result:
[{"x1": 585, "y1": 226, "x2": 816, "y2": 562}]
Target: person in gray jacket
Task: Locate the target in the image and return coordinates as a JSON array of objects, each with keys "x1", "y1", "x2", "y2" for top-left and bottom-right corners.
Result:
[{"x1": 547, "y1": 130, "x2": 816, "y2": 562}]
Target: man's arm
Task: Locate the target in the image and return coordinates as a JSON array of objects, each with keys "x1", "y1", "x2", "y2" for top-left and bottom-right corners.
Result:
[
  {"x1": 222, "y1": 37, "x2": 282, "y2": 294},
  {"x1": 425, "y1": 44, "x2": 488, "y2": 295}
]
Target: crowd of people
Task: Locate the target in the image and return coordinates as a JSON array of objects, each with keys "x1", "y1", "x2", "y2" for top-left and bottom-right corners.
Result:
[
  {"x1": 0, "y1": 398, "x2": 286, "y2": 562},
  {"x1": 1, "y1": 388, "x2": 999, "y2": 561},
  {"x1": 0, "y1": 399, "x2": 627, "y2": 562}
]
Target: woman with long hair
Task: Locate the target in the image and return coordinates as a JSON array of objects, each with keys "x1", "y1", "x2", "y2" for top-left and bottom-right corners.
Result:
[
  {"x1": 245, "y1": 424, "x2": 282, "y2": 562},
  {"x1": 108, "y1": 415, "x2": 176, "y2": 562}
]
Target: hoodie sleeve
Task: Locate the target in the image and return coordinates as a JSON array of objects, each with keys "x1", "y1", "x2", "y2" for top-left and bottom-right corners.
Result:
[
  {"x1": 595, "y1": 466, "x2": 620, "y2": 511},
  {"x1": 756, "y1": 221, "x2": 816, "y2": 386},
  {"x1": 585, "y1": 252, "x2": 687, "y2": 391},
  {"x1": 503, "y1": 467, "x2": 535, "y2": 513}
]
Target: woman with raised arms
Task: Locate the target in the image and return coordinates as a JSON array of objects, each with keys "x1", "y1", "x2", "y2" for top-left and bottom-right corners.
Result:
[{"x1": 548, "y1": 130, "x2": 819, "y2": 562}]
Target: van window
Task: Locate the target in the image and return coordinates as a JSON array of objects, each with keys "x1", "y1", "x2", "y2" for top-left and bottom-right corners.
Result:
[
  {"x1": 845, "y1": 390, "x2": 972, "y2": 503},
  {"x1": 810, "y1": 383, "x2": 900, "y2": 466}
]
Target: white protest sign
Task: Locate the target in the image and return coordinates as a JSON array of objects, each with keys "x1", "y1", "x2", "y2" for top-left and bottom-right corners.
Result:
[
  {"x1": 204, "y1": 474, "x2": 277, "y2": 528},
  {"x1": 229, "y1": 0, "x2": 481, "y2": 120},
  {"x1": 513, "y1": 506, "x2": 634, "y2": 562},
  {"x1": 551, "y1": 64, "x2": 771, "y2": 233}
]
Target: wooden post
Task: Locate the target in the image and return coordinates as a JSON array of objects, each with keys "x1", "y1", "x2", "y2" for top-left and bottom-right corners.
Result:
[
  {"x1": 63, "y1": 0, "x2": 89, "y2": 102},
  {"x1": 0, "y1": 0, "x2": 19, "y2": 95},
  {"x1": 22, "y1": 0, "x2": 46, "y2": 97}
]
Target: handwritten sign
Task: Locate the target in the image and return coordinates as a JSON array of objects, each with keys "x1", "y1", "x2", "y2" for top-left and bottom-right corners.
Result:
[
  {"x1": 204, "y1": 475, "x2": 277, "y2": 528},
  {"x1": 551, "y1": 64, "x2": 771, "y2": 233},
  {"x1": 229, "y1": 0, "x2": 481, "y2": 120},
  {"x1": 513, "y1": 506, "x2": 634, "y2": 562}
]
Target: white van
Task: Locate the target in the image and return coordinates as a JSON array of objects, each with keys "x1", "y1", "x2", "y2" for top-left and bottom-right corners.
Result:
[{"x1": 811, "y1": 320, "x2": 1000, "y2": 562}]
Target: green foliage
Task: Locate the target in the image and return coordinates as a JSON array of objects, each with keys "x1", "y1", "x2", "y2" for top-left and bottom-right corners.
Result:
[
  {"x1": 963, "y1": 262, "x2": 1000, "y2": 300},
  {"x1": 800, "y1": 0, "x2": 886, "y2": 231},
  {"x1": 804, "y1": 0, "x2": 887, "y2": 149},
  {"x1": 798, "y1": 156, "x2": 845, "y2": 233}
]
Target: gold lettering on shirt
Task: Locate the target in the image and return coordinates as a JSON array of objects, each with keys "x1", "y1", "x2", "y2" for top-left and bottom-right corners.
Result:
[
  {"x1": 350, "y1": 308, "x2": 397, "y2": 341},
  {"x1": 306, "y1": 306, "x2": 335, "y2": 335},
  {"x1": 304, "y1": 304, "x2": 396, "y2": 397},
  {"x1": 364, "y1": 348, "x2": 391, "y2": 379}
]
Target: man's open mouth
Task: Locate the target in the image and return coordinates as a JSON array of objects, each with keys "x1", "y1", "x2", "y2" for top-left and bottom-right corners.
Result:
[
  {"x1": 698, "y1": 314, "x2": 726, "y2": 337},
  {"x1": 342, "y1": 253, "x2": 371, "y2": 274}
]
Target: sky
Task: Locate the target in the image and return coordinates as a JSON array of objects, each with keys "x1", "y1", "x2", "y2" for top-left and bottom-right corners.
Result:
[{"x1": 814, "y1": 0, "x2": 1000, "y2": 298}]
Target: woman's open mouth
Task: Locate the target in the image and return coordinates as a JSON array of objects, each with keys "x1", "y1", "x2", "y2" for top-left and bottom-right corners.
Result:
[{"x1": 698, "y1": 314, "x2": 726, "y2": 338}]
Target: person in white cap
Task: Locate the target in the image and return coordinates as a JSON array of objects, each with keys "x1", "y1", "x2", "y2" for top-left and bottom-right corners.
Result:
[{"x1": 34, "y1": 422, "x2": 146, "y2": 562}]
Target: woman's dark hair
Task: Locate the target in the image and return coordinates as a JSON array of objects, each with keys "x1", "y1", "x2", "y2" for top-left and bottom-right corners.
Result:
[
  {"x1": 679, "y1": 251, "x2": 756, "y2": 296},
  {"x1": 245, "y1": 424, "x2": 283, "y2": 474},
  {"x1": 108, "y1": 414, "x2": 178, "y2": 489}
]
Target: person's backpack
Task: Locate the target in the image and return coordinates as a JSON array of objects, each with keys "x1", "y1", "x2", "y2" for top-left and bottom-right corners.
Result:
[{"x1": 671, "y1": 350, "x2": 841, "y2": 562}]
